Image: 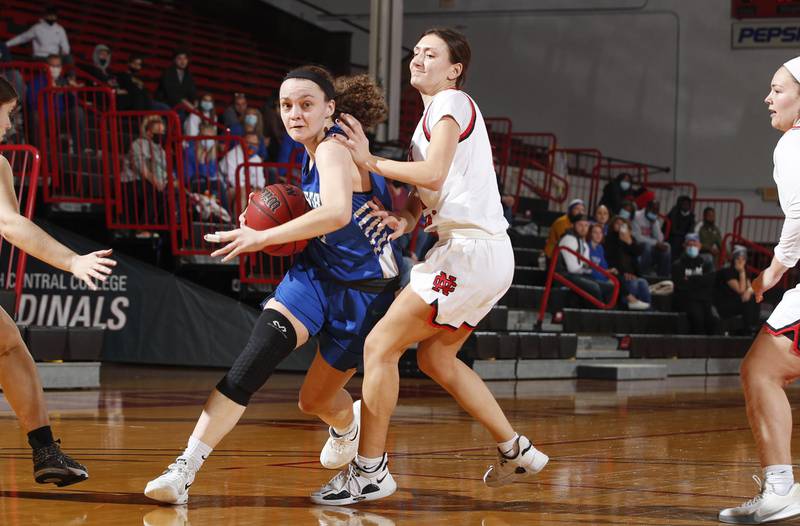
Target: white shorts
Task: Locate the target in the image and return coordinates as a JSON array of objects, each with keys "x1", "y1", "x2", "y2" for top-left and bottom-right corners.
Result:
[
  {"x1": 766, "y1": 285, "x2": 800, "y2": 351},
  {"x1": 409, "y1": 236, "x2": 514, "y2": 329}
]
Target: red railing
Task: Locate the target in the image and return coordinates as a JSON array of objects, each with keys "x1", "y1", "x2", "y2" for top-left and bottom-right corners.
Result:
[
  {"x1": 102, "y1": 110, "x2": 182, "y2": 231},
  {"x1": 551, "y1": 148, "x2": 603, "y2": 211},
  {"x1": 645, "y1": 181, "x2": 698, "y2": 211},
  {"x1": 0, "y1": 145, "x2": 41, "y2": 313},
  {"x1": 175, "y1": 103, "x2": 230, "y2": 135},
  {"x1": 484, "y1": 117, "x2": 513, "y2": 185},
  {"x1": 733, "y1": 214, "x2": 783, "y2": 245},
  {"x1": 537, "y1": 245, "x2": 621, "y2": 325},
  {"x1": 512, "y1": 155, "x2": 569, "y2": 212},
  {"x1": 233, "y1": 161, "x2": 302, "y2": 285},
  {"x1": 693, "y1": 198, "x2": 744, "y2": 241},
  {"x1": 37, "y1": 85, "x2": 116, "y2": 203},
  {"x1": 0, "y1": 62, "x2": 50, "y2": 145},
  {"x1": 171, "y1": 134, "x2": 245, "y2": 255}
]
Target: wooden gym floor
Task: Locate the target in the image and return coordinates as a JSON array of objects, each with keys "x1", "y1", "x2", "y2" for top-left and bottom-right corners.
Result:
[{"x1": 0, "y1": 364, "x2": 798, "y2": 525}]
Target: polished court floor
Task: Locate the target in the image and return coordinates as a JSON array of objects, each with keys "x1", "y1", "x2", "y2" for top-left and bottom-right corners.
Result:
[{"x1": 1, "y1": 364, "x2": 799, "y2": 525}]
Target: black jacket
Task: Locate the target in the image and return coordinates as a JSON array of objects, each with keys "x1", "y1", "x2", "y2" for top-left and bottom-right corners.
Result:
[{"x1": 155, "y1": 66, "x2": 197, "y2": 107}]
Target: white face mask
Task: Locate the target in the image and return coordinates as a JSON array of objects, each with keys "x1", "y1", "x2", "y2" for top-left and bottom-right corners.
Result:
[
  {"x1": 244, "y1": 114, "x2": 258, "y2": 127},
  {"x1": 686, "y1": 246, "x2": 699, "y2": 258},
  {"x1": 200, "y1": 100, "x2": 214, "y2": 112},
  {"x1": 49, "y1": 66, "x2": 62, "y2": 79}
]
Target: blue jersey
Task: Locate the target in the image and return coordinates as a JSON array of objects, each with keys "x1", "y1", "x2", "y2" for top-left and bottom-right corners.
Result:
[{"x1": 298, "y1": 127, "x2": 400, "y2": 282}]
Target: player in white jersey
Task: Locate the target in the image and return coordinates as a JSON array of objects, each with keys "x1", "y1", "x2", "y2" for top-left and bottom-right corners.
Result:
[
  {"x1": 312, "y1": 27, "x2": 548, "y2": 506},
  {"x1": 719, "y1": 58, "x2": 800, "y2": 524}
]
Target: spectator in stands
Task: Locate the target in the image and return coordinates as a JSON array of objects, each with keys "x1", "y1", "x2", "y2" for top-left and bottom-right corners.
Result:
[
  {"x1": 558, "y1": 214, "x2": 615, "y2": 306},
  {"x1": 83, "y1": 44, "x2": 117, "y2": 88},
  {"x1": 184, "y1": 122, "x2": 227, "y2": 208},
  {"x1": 695, "y1": 206, "x2": 722, "y2": 264},
  {"x1": 672, "y1": 233, "x2": 719, "y2": 335},
  {"x1": 220, "y1": 132, "x2": 265, "y2": 211},
  {"x1": 604, "y1": 216, "x2": 651, "y2": 310},
  {"x1": 29, "y1": 54, "x2": 87, "y2": 153},
  {"x1": 599, "y1": 172, "x2": 635, "y2": 215},
  {"x1": 184, "y1": 93, "x2": 218, "y2": 137},
  {"x1": 544, "y1": 198, "x2": 584, "y2": 261},
  {"x1": 121, "y1": 115, "x2": 168, "y2": 227},
  {"x1": 117, "y1": 55, "x2": 156, "y2": 111},
  {"x1": 594, "y1": 204, "x2": 610, "y2": 235},
  {"x1": 715, "y1": 245, "x2": 760, "y2": 335},
  {"x1": 5, "y1": 5, "x2": 70, "y2": 62},
  {"x1": 633, "y1": 200, "x2": 671, "y2": 276},
  {"x1": 666, "y1": 195, "x2": 695, "y2": 259},
  {"x1": 155, "y1": 50, "x2": 197, "y2": 114},
  {"x1": 618, "y1": 199, "x2": 636, "y2": 221},
  {"x1": 222, "y1": 93, "x2": 248, "y2": 131}
]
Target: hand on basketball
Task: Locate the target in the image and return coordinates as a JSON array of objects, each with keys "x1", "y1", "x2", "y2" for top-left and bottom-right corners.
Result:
[
  {"x1": 69, "y1": 249, "x2": 116, "y2": 291},
  {"x1": 332, "y1": 113, "x2": 374, "y2": 170},
  {"x1": 205, "y1": 227, "x2": 268, "y2": 262},
  {"x1": 366, "y1": 201, "x2": 407, "y2": 240}
]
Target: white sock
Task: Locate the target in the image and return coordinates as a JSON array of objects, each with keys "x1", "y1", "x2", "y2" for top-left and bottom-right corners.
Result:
[
  {"x1": 356, "y1": 454, "x2": 383, "y2": 472},
  {"x1": 182, "y1": 436, "x2": 213, "y2": 471},
  {"x1": 765, "y1": 464, "x2": 794, "y2": 496},
  {"x1": 332, "y1": 418, "x2": 356, "y2": 438},
  {"x1": 498, "y1": 433, "x2": 520, "y2": 457}
]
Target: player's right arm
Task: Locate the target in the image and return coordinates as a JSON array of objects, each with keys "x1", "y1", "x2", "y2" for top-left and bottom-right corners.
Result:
[{"x1": 0, "y1": 156, "x2": 116, "y2": 290}]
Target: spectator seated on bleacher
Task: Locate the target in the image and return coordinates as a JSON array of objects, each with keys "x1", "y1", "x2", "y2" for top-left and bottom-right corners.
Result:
[
  {"x1": 618, "y1": 199, "x2": 636, "y2": 221},
  {"x1": 82, "y1": 44, "x2": 117, "y2": 88},
  {"x1": 184, "y1": 122, "x2": 227, "y2": 209},
  {"x1": 633, "y1": 200, "x2": 671, "y2": 277},
  {"x1": 5, "y1": 5, "x2": 70, "y2": 62},
  {"x1": 695, "y1": 206, "x2": 722, "y2": 265},
  {"x1": 220, "y1": 132, "x2": 265, "y2": 212},
  {"x1": 594, "y1": 204, "x2": 610, "y2": 235},
  {"x1": 29, "y1": 54, "x2": 88, "y2": 153},
  {"x1": 592, "y1": 222, "x2": 650, "y2": 310},
  {"x1": 222, "y1": 92, "x2": 247, "y2": 131},
  {"x1": 184, "y1": 93, "x2": 218, "y2": 137},
  {"x1": 117, "y1": 55, "x2": 159, "y2": 111},
  {"x1": 239, "y1": 108, "x2": 269, "y2": 158},
  {"x1": 558, "y1": 214, "x2": 615, "y2": 307},
  {"x1": 672, "y1": 233, "x2": 719, "y2": 335},
  {"x1": 714, "y1": 245, "x2": 760, "y2": 335},
  {"x1": 121, "y1": 115, "x2": 168, "y2": 226},
  {"x1": 599, "y1": 172, "x2": 635, "y2": 215},
  {"x1": 544, "y1": 198, "x2": 584, "y2": 262},
  {"x1": 155, "y1": 49, "x2": 197, "y2": 117},
  {"x1": 666, "y1": 194, "x2": 695, "y2": 259}
]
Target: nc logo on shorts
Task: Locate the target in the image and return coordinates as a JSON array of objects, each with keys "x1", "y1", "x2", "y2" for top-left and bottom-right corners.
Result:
[{"x1": 432, "y1": 271, "x2": 458, "y2": 296}]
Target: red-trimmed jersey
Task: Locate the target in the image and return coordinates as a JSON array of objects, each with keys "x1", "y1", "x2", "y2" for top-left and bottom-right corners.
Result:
[{"x1": 409, "y1": 89, "x2": 508, "y2": 236}]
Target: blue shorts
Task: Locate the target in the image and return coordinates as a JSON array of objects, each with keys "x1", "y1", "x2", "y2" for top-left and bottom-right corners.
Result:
[{"x1": 271, "y1": 262, "x2": 396, "y2": 371}]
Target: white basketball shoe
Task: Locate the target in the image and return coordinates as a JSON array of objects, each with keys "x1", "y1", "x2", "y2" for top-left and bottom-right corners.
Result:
[
  {"x1": 311, "y1": 453, "x2": 396, "y2": 506},
  {"x1": 483, "y1": 435, "x2": 549, "y2": 487},
  {"x1": 719, "y1": 475, "x2": 800, "y2": 524},
  {"x1": 144, "y1": 457, "x2": 197, "y2": 505},
  {"x1": 320, "y1": 400, "x2": 361, "y2": 469}
]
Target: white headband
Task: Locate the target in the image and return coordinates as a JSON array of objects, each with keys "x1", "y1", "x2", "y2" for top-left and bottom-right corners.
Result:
[{"x1": 784, "y1": 56, "x2": 800, "y2": 83}]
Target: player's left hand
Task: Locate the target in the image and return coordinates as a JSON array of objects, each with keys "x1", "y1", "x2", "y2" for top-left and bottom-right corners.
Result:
[
  {"x1": 332, "y1": 113, "x2": 374, "y2": 170},
  {"x1": 367, "y1": 201, "x2": 407, "y2": 240},
  {"x1": 205, "y1": 227, "x2": 269, "y2": 262},
  {"x1": 69, "y1": 249, "x2": 116, "y2": 291}
]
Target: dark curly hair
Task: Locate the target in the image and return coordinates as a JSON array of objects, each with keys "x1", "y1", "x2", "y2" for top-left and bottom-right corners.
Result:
[{"x1": 285, "y1": 65, "x2": 387, "y2": 130}]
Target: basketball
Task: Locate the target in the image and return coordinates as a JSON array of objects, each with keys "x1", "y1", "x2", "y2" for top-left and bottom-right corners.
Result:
[{"x1": 245, "y1": 184, "x2": 310, "y2": 256}]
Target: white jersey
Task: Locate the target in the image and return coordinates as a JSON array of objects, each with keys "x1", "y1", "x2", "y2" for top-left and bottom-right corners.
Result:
[{"x1": 409, "y1": 89, "x2": 508, "y2": 238}]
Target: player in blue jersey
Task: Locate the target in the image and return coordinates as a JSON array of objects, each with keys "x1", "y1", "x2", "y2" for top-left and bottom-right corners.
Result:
[{"x1": 144, "y1": 66, "x2": 400, "y2": 505}]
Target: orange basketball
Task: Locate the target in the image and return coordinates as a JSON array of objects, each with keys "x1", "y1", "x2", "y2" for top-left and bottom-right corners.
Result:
[{"x1": 245, "y1": 184, "x2": 310, "y2": 256}]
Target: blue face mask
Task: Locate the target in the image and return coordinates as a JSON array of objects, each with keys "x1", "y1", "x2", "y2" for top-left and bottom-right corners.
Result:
[
  {"x1": 646, "y1": 211, "x2": 658, "y2": 222},
  {"x1": 686, "y1": 246, "x2": 699, "y2": 258},
  {"x1": 244, "y1": 114, "x2": 258, "y2": 127},
  {"x1": 200, "y1": 100, "x2": 214, "y2": 112},
  {"x1": 620, "y1": 181, "x2": 631, "y2": 191},
  {"x1": 619, "y1": 209, "x2": 631, "y2": 220}
]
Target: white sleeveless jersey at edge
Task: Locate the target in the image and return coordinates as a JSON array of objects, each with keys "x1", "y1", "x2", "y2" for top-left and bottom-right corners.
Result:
[{"x1": 409, "y1": 89, "x2": 509, "y2": 235}]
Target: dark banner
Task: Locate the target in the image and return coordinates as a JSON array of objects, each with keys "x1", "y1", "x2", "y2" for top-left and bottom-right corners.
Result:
[{"x1": 2, "y1": 221, "x2": 264, "y2": 367}]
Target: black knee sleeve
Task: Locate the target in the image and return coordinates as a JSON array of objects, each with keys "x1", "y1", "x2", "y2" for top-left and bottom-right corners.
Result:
[{"x1": 216, "y1": 308, "x2": 298, "y2": 406}]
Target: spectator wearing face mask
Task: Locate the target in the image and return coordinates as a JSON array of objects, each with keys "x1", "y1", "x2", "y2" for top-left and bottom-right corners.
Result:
[
  {"x1": 695, "y1": 206, "x2": 722, "y2": 264},
  {"x1": 617, "y1": 199, "x2": 636, "y2": 222},
  {"x1": 121, "y1": 115, "x2": 169, "y2": 226},
  {"x1": 184, "y1": 93, "x2": 218, "y2": 137},
  {"x1": 633, "y1": 200, "x2": 671, "y2": 277},
  {"x1": 6, "y1": 5, "x2": 70, "y2": 61},
  {"x1": 666, "y1": 195, "x2": 696, "y2": 260},
  {"x1": 220, "y1": 132, "x2": 265, "y2": 212},
  {"x1": 558, "y1": 215, "x2": 615, "y2": 306},
  {"x1": 604, "y1": 217, "x2": 651, "y2": 310},
  {"x1": 29, "y1": 54, "x2": 87, "y2": 151},
  {"x1": 714, "y1": 245, "x2": 760, "y2": 335},
  {"x1": 223, "y1": 93, "x2": 248, "y2": 131},
  {"x1": 599, "y1": 173, "x2": 636, "y2": 215},
  {"x1": 184, "y1": 122, "x2": 227, "y2": 208},
  {"x1": 82, "y1": 44, "x2": 117, "y2": 87},
  {"x1": 672, "y1": 233, "x2": 719, "y2": 335},
  {"x1": 544, "y1": 198, "x2": 585, "y2": 261},
  {"x1": 117, "y1": 55, "x2": 160, "y2": 111}
]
